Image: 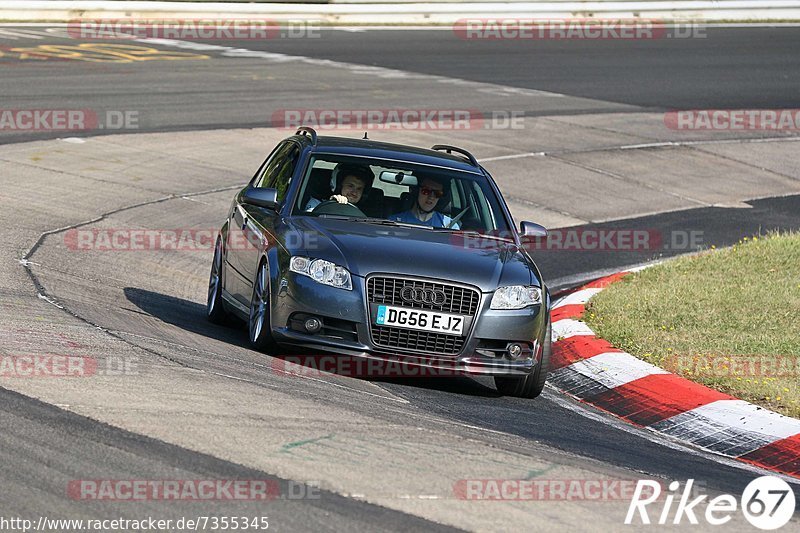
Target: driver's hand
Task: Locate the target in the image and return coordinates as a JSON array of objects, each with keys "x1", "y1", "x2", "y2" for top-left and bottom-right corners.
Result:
[{"x1": 330, "y1": 194, "x2": 349, "y2": 204}]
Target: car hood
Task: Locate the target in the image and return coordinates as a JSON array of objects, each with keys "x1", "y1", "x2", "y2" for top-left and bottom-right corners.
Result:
[{"x1": 282, "y1": 217, "x2": 536, "y2": 292}]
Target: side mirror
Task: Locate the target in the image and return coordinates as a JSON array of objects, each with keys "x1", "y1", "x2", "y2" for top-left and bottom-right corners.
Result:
[
  {"x1": 243, "y1": 187, "x2": 279, "y2": 210},
  {"x1": 520, "y1": 221, "x2": 547, "y2": 237}
]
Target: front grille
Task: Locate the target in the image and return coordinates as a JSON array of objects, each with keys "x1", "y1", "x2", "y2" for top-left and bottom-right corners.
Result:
[
  {"x1": 367, "y1": 277, "x2": 480, "y2": 315},
  {"x1": 372, "y1": 326, "x2": 466, "y2": 354},
  {"x1": 367, "y1": 276, "x2": 480, "y2": 356}
]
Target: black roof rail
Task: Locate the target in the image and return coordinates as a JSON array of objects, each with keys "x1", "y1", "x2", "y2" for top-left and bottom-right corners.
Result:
[
  {"x1": 295, "y1": 126, "x2": 317, "y2": 145},
  {"x1": 431, "y1": 144, "x2": 479, "y2": 167}
]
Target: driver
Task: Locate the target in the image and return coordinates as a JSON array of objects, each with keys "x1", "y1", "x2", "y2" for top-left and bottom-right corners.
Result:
[
  {"x1": 305, "y1": 163, "x2": 373, "y2": 211},
  {"x1": 390, "y1": 176, "x2": 460, "y2": 229}
]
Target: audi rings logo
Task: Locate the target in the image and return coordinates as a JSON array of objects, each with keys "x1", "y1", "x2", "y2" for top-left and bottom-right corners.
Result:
[{"x1": 400, "y1": 286, "x2": 447, "y2": 306}]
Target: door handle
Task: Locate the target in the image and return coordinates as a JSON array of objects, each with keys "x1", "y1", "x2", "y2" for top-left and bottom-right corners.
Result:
[{"x1": 242, "y1": 217, "x2": 248, "y2": 231}]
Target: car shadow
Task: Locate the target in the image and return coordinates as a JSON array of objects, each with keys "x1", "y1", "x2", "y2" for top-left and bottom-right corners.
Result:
[
  {"x1": 123, "y1": 287, "x2": 502, "y2": 398},
  {"x1": 370, "y1": 375, "x2": 502, "y2": 398},
  {"x1": 267, "y1": 352, "x2": 502, "y2": 397},
  {"x1": 123, "y1": 287, "x2": 250, "y2": 349}
]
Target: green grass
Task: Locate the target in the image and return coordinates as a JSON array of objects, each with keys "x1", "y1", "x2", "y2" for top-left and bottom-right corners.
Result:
[{"x1": 583, "y1": 231, "x2": 800, "y2": 418}]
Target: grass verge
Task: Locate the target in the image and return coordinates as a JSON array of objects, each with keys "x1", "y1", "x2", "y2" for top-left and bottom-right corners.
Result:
[{"x1": 584, "y1": 231, "x2": 800, "y2": 418}]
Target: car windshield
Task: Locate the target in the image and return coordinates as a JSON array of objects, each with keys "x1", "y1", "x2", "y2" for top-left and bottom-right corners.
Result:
[{"x1": 292, "y1": 155, "x2": 512, "y2": 234}]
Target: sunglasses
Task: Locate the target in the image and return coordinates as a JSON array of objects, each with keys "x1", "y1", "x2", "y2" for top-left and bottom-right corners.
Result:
[{"x1": 420, "y1": 187, "x2": 445, "y2": 199}]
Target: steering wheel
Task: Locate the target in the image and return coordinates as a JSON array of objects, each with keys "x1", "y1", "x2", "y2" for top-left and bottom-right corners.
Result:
[{"x1": 311, "y1": 200, "x2": 367, "y2": 218}]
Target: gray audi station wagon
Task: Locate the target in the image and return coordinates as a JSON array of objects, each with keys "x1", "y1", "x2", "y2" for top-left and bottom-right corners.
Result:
[{"x1": 207, "y1": 127, "x2": 552, "y2": 398}]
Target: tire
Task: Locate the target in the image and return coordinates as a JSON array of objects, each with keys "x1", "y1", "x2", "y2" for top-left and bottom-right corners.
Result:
[
  {"x1": 207, "y1": 236, "x2": 230, "y2": 325},
  {"x1": 248, "y1": 259, "x2": 278, "y2": 352},
  {"x1": 494, "y1": 319, "x2": 552, "y2": 399}
]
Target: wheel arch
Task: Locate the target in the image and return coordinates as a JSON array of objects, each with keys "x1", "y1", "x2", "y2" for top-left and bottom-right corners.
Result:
[
  {"x1": 262, "y1": 246, "x2": 283, "y2": 305},
  {"x1": 217, "y1": 221, "x2": 230, "y2": 289}
]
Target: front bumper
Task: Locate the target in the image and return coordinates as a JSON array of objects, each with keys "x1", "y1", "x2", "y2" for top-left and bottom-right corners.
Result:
[{"x1": 270, "y1": 273, "x2": 546, "y2": 377}]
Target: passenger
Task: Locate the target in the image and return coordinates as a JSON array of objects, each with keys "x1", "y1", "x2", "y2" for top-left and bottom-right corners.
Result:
[
  {"x1": 390, "y1": 176, "x2": 460, "y2": 229},
  {"x1": 305, "y1": 163, "x2": 374, "y2": 211}
]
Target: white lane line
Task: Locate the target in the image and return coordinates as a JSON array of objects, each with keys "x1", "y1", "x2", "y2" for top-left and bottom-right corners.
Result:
[
  {"x1": 0, "y1": 29, "x2": 43, "y2": 39},
  {"x1": 478, "y1": 152, "x2": 545, "y2": 163},
  {"x1": 36, "y1": 293, "x2": 64, "y2": 309},
  {"x1": 619, "y1": 137, "x2": 800, "y2": 150},
  {"x1": 180, "y1": 195, "x2": 212, "y2": 206},
  {"x1": 44, "y1": 27, "x2": 73, "y2": 38},
  {"x1": 6, "y1": 29, "x2": 53, "y2": 38},
  {"x1": 0, "y1": 29, "x2": 18, "y2": 39},
  {"x1": 482, "y1": 135, "x2": 800, "y2": 165},
  {"x1": 137, "y1": 37, "x2": 567, "y2": 99}
]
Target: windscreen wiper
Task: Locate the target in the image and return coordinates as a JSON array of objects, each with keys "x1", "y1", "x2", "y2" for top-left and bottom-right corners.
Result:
[
  {"x1": 352, "y1": 218, "x2": 433, "y2": 230},
  {"x1": 315, "y1": 214, "x2": 352, "y2": 220},
  {"x1": 432, "y1": 228, "x2": 514, "y2": 243}
]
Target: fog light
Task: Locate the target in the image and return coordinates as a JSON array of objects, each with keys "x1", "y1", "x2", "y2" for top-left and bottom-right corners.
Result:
[
  {"x1": 508, "y1": 343, "x2": 523, "y2": 358},
  {"x1": 304, "y1": 317, "x2": 322, "y2": 334}
]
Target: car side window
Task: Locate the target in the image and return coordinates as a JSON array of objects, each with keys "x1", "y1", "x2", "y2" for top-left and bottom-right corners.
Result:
[
  {"x1": 253, "y1": 144, "x2": 285, "y2": 187},
  {"x1": 254, "y1": 143, "x2": 300, "y2": 203}
]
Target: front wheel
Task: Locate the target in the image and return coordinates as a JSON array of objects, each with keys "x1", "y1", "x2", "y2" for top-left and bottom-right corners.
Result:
[
  {"x1": 207, "y1": 236, "x2": 230, "y2": 325},
  {"x1": 495, "y1": 320, "x2": 552, "y2": 399},
  {"x1": 248, "y1": 260, "x2": 278, "y2": 352}
]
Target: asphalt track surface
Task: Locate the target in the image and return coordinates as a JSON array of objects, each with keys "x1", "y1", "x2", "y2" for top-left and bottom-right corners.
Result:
[
  {"x1": 1, "y1": 26, "x2": 800, "y2": 144},
  {"x1": 0, "y1": 387, "x2": 459, "y2": 532},
  {"x1": 1, "y1": 25, "x2": 800, "y2": 531},
  {"x1": 204, "y1": 27, "x2": 800, "y2": 109}
]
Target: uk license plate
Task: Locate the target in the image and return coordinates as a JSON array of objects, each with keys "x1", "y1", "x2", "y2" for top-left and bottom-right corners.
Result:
[{"x1": 375, "y1": 305, "x2": 464, "y2": 335}]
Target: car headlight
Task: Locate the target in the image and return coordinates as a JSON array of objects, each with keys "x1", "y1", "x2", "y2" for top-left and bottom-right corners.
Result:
[
  {"x1": 290, "y1": 256, "x2": 352, "y2": 290},
  {"x1": 491, "y1": 285, "x2": 542, "y2": 310}
]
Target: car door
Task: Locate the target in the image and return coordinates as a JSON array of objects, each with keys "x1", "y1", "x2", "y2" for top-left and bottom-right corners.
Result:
[
  {"x1": 236, "y1": 141, "x2": 301, "y2": 305},
  {"x1": 226, "y1": 142, "x2": 289, "y2": 304}
]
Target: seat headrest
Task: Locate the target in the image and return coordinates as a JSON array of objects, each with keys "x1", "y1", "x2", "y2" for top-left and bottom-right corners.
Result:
[{"x1": 307, "y1": 168, "x2": 333, "y2": 198}]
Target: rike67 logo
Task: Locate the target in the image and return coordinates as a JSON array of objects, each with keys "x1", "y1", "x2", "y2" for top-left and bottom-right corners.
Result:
[{"x1": 626, "y1": 477, "x2": 796, "y2": 530}]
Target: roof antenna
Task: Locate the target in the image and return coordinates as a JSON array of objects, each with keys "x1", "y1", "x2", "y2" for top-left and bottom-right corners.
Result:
[{"x1": 363, "y1": 131, "x2": 369, "y2": 140}]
